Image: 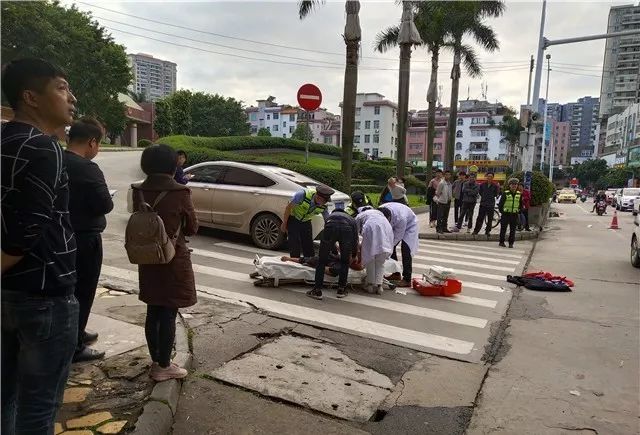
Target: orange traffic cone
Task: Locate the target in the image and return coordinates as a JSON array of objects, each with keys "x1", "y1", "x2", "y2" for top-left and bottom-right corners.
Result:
[{"x1": 609, "y1": 210, "x2": 620, "y2": 230}]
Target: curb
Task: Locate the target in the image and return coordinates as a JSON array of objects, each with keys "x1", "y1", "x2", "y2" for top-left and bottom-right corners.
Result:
[
  {"x1": 419, "y1": 229, "x2": 540, "y2": 242},
  {"x1": 130, "y1": 314, "x2": 192, "y2": 435}
]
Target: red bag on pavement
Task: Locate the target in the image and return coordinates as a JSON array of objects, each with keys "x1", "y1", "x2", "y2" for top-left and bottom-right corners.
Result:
[
  {"x1": 523, "y1": 271, "x2": 574, "y2": 287},
  {"x1": 412, "y1": 277, "x2": 462, "y2": 297}
]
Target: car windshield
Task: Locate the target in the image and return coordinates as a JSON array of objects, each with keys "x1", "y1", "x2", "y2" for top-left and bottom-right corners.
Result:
[
  {"x1": 623, "y1": 188, "x2": 640, "y2": 196},
  {"x1": 560, "y1": 189, "x2": 574, "y2": 194}
]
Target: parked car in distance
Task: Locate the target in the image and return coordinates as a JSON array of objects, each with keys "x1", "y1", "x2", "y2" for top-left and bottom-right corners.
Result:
[
  {"x1": 127, "y1": 161, "x2": 350, "y2": 250},
  {"x1": 557, "y1": 188, "x2": 577, "y2": 203},
  {"x1": 615, "y1": 187, "x2": 640, "y2": 212},
  {"x1": 631, "y1": 212, "x2": 640, "y2": 268}
]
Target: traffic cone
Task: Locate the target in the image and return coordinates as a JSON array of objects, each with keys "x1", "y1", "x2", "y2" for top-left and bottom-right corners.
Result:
[{"x1": 609, "y1": 210, "x2": 620, "y2": 230}]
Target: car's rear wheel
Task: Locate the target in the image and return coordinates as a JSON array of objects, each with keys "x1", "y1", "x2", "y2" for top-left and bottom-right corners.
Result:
[
  {"x1": 632, "y1": 235, "x2": 640, "y2": 268},
  {"x1": 251, "y1": 213, "x2": 285, "y2": 250}
]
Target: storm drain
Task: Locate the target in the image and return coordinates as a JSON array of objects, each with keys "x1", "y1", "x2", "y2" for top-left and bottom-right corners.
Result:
[{"x1": 211, "y1": 336, "x2": 393, "y2": 421}]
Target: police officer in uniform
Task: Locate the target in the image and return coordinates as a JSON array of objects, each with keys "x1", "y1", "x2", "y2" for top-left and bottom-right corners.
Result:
[
  {"x1": 498, "y1": 178, "x2": 523, "y2": 248},
  {"x1": 281, "y1": 185, "x2": 334, "y2": 258},
  {"x1": 345, "y1": 191, "x2": 372, "y2": 217}
]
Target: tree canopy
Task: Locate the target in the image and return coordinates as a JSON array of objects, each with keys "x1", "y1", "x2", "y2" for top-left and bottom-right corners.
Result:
[
  {"x1": 1, "y1": 1, "x2": 132, "y2": 135},
  {"x1": 154, "y1": 90, "x2": 250, "y2": 137},
  {"x1": 291, "y1": 123, "x2": 314, "y2": 142},
  {"x1": 257, "y1": 127, "x2": 272, "y2": 137}
]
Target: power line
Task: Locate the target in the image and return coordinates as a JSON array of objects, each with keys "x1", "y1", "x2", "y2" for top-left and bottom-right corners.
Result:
[
  {"x1": 552, "y1": 69, "x2": 603, "y2": 78},
  {"x1": 80, "y1": 1, "x2": 530, "y2": 65}
]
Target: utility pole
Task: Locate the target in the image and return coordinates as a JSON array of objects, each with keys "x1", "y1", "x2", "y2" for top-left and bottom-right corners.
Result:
[
  {"x1": 549, "y1": 126, "x2": 555, "y2": 182},
  {"x1": 526, "y1": 55, "x2": 534, "y2": 106},
  {"x1": 540, "y1": 54, "x2": 551, "y2": 171}
]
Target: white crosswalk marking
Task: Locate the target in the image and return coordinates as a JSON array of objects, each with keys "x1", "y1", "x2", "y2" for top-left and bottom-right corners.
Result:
[
  {"x1": 100, "y1": 238, "x2": 530, "y2": 362},
  {"x1": 420, "y1": 240, "x2": 526, "y2": 254}
]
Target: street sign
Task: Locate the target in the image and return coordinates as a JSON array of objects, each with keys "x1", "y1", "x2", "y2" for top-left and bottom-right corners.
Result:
[{"x1": 297, "y1": 84, "x2": 322, "y2": 111}]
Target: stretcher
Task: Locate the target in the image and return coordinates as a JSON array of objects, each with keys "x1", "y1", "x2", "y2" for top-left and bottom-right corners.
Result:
[{"x1": 251, "y1": 255, "x2": 401, "y2": 290}]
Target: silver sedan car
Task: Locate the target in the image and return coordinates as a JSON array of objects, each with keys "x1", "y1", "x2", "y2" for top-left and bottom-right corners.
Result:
[{"x1": 128, "y1": 161, "x2": 350, "y2": 250}]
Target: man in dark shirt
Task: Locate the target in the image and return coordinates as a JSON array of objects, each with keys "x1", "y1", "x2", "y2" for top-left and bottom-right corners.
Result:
[
  {"x1": 65, "y1": 117, "x2": 114, "y2": 362},
  {"x1": 1, "y1": 58, "x2": 79, "y2": 434},
  {"x1": 473, "y1": 172, "x2": 501, "y2": 236}
]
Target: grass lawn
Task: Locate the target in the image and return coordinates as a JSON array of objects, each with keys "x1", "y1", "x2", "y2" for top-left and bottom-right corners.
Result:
[{"x1": 364, "y1": 193, "x2": 425, "y2": 208}]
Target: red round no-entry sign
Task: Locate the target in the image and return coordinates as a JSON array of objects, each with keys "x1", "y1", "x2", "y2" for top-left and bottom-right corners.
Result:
[{"x1": 297, "y1": 83, "x2": 322, "y2": 111}]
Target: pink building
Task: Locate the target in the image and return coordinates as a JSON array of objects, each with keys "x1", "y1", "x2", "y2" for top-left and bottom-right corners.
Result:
[
  {"x1": 551, "y1": 120, "x2": 571, "y2": 166},
  {"x1": 405, "y1": 109, "x2": 448, "y2": 165}
]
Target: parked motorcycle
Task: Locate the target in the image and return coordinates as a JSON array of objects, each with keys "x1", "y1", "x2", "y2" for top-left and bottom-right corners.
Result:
[{"x1": 596, "y1": 200, "x2": 607, "y2": 216}]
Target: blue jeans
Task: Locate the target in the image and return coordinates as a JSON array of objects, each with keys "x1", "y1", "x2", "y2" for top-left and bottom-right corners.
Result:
[{"x1": 2, "y1": 291, "x2": 78, "y2": 435}]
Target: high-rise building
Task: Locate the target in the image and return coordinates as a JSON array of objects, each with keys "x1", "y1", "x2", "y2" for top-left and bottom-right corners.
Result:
[
  {"x1": 602, "y1": 102, "x2": 640, "y2": 166},
  {"x1": 599, "y1": 4, "x2": 640, "y2": 118},
  {"x1": 567, "y1": 97, "x2": 600, "y2": 163},
  {"x1": 550, "y1": 121, "x2": 571, "y2": 166},
  {"x1": 128, "y1": 53, "x2": 177, "y2": 101}
]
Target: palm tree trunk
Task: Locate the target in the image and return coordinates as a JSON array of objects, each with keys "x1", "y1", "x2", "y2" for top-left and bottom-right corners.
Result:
[
  {"x1": 446, "y1": 48, "x2": 462, "y2": 171},
  {"x1": 396, "y1": 43, "x2": 411, "y2": 178},
  {"x1": 425, "y1": 49, "x2": 439, "y2": 184},
  {"x1": 341, "y1": 39, "x2": 359, "y2": 190}
]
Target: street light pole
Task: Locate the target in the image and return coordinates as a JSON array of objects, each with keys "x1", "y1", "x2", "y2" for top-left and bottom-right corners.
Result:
[{"x1": 540, "y1": 54, "x2": 551, "y2": 171}]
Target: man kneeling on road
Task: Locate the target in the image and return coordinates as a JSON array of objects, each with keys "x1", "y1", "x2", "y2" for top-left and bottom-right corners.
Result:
[
  {"x1": 281, "y1": 185, "x2": 334, "y2": 258},
  {"x1": 306, "y1": 207, "x2": 358, "y2": 300}
]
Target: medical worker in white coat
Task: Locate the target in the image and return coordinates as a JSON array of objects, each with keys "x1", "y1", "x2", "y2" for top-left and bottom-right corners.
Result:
[
  {"x1": 379, "y1": 202, "x2": 419, "y2": 287},
  {"x1": 356, "y1": 208, "x2": 394, "y2": 295}
]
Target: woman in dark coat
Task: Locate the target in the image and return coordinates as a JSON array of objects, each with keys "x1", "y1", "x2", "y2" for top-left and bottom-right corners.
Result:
[{"x1": 132, "y1": 144, "x2": 198, "y2": 382}]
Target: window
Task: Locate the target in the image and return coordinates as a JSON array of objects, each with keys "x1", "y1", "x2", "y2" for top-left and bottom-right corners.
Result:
[
  {"x1": 273, "y1": 113, "x2": 279, "y2": 120},
  {"x1": 373, "y1": 120, "x2": 380, "y2": 129},
  {"x1": 455, "y1": 142, "x2": 462, "y2": 150},
  {"x1": 365, "y1": 120, "x2": 371, "y2": 129},
  {"x1": 273, "y1": 125, "x2": 279, "y2": 132},
  {"x1": 364, "y1": 134, "x2": 370, "y2": 143},
  {"x1": 455, "y1": 154, "x2": 462, "y2": 160},
  {"x1": 355, "y1": 121, "x2": 361, "y2": 130},
  {"x1": 356, "y1": 107, "x2": 361, "y2": 116},
  {"x1": 289, "y1": 126, "x2": 294, "y2": 133},
  {"x1": 372, "y1": 148, "x2": 379, "y2": 157},
  {"x1": 364, "y1": 148, "x2": 370, "y2": 154},
  {"x1": 392, "y1": 123, "x2": 395, "y2": 131},
  {"x1": 250, "y1": 113, "x2": 257, "y2": 121},
  {"x1": 456, "y1": 130, "x2": 463, "y2": 138},
  {"x1": 221, "y1": 167, "x2": 275, "y2": 187},
  {"x1": 354, "y1": 135, "x2": 361, "y2": 143},
  {"x1": 373, "y1": 134, "x2": 380, "y2": 143},
  {"x1": 374, "y1": 106, "x2": 381, "y2": 115},
  {"x1": 188, "y1": 165, "x2": 225, "y2": 184},
  {"x1": 267, "y1": 114, "x2": 271, "y2": 120},
  {"x1": 324, "y1": 136, "x2": 332, "y2": 144},
  {"x1": 457, "y1": 118, "x2": 463, "y2": 126},
  {"x1": 283, "y1": 134, "x2": 287, "y2": 138},
  {"x1": 283, "y1": 121, "x2": 287, "y2": 127},
  {"x1": 434, "y1": 144, "x2": 442, "y2": 150},
  {"x1": 289, "y1": 114, "x2": 295, "y2": 121},
  {"x1": 471, "y1": 130, "x2": 487, "y2": 137},
  {"x1": 434, "y1": 130, "x2": 443, "y2": 138}
]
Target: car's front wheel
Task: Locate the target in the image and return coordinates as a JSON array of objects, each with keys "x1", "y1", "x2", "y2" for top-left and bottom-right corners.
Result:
[
  {"x1": 251, "y1": 213, "x2": 286, "y2": 250},
  {"x1": 632, "y1": 235, "x2": 640, "y2": 268}
]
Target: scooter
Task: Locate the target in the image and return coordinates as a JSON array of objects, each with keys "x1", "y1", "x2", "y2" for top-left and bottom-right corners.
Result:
[{"x1": 596, "y1": 200, "x2": 607, "y2": 216}]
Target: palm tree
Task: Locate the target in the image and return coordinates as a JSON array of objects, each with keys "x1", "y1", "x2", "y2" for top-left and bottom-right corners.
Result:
[
  {"x1": 441, "y1": 1, "x2": 504, "y2": 170},
  {"x1": 376, "y1": 2, "x2": 450, "y2": 183},
  {"x1": 498, "y1": 113, "x2": 523, "y2": 170},
  {"x1": 299, "y1": 0, "x2": 360, "y2": 191}
]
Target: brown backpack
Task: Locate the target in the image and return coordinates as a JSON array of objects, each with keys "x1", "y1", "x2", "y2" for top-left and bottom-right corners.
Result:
[{"x1": 125, "y1": 189, "x2": 180, "y2": 265}]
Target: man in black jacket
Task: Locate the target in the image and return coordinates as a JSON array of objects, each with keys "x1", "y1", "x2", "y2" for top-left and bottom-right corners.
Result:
[
  {"x1": 65, "y1": 118, "x2": 114, "y2": 362},
  {"x1": 307, "y1": 208, "x2": 358, "y2": 301},
  {"x1": 473, "y1": 172, "x2": 501, "y2": 237}
]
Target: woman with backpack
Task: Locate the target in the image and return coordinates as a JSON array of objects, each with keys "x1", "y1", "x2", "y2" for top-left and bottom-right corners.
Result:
[{"x1": 130, "y1": 144, "x2": 199, "y2": 382}]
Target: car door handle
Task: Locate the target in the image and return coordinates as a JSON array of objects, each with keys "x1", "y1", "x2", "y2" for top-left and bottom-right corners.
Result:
[
  {"x1": 251, "y1": 191, "x2": 261, "y2": 196},
  {"x1": 203, "y1": 188, "x2": 210, "y2": 191}
]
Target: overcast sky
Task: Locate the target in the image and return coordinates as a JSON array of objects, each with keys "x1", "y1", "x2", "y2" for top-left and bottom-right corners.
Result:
[{"x1": 67, "y1": 1, "x2": 632, "y2": 114}]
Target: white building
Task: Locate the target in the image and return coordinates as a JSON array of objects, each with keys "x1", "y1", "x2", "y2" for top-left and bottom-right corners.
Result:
[
  {"x1": 127, "y1": 53, "x2": 177, "y2": 101},
  {"x1": 602, "y1": 102, "x2": 640, "y2": 166},
  {"x1": 343, "y1": 93, "x2": 398, "y2": 159},
  {"x1": 453, "y1": 112, "x2": 508, "y2": 161}
]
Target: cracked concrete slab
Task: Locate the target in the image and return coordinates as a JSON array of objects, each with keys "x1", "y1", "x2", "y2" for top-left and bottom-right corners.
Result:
[
  {"x1": 212, "y1": 336, "x2": 394, "y2": 421},
  {"x1": 86, "y1": 314, "x2": 145, "y2": 358}
]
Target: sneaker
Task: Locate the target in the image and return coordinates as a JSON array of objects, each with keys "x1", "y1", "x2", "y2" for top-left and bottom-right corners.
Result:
[
  {"x1": 151, "y1": 364, "x2": 188, "y2": 382},
  {"x1": 306, "y1": 288, "x2": 323, "y2": 300},
  {"x1": 394, "y1": 280, "x2": 412, "y2": 288},
  {"x1": 508, "y1": 244, "x2": 514, "y2": 249},
  {"x1": 498, "y1": 242, "x2": 506, "y2": 247},
  {"x1": 337, "y1": 287, "x2": 349, "y2": 298},
  {"x1": 376, "y1": 285, "x2": 384, "y2": 295}
]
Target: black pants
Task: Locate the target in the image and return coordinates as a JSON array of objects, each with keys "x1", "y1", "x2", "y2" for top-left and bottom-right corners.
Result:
[
  {"x1": 288, "y1": 217, "x2": 314, "y2": 258},
  {"x1": 500, "y1": 213, "x2": 519, "y2": 246},
  {"x1": 519, "y1": 209, "x2": 530, "y2": 230},
  {"x1": 457, "y1": 202, "x2": 476, "y2": 229},
  {"x1": 436, "y1": 202, "x2": 451, "y2": 232},
  {"x1": 74, "y1": 233, "x2": 103, "y2": 351},
  {"x1": 453, "y1": 199, "x2": 462, "y2": 223},
  {"x1": 314, "y1": 225, "x2": 354, "y2": 289},
  {"x1": 391, "y1": 240, "x2": 412, "y2": 282},
  {"x1": 429, "y1": 201, "x2": 438, "y2": 223},
  {"x1": 474, "y1": 205, "x2": 494, "y2": 235},
  {"x1": 145, "y1": 305, "x2": 178, "y2": 368}
]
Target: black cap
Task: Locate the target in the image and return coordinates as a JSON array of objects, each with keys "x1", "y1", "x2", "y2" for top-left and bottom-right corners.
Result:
[{"x1": 316, "y1": 185, "x2": 335, "y2": 200}]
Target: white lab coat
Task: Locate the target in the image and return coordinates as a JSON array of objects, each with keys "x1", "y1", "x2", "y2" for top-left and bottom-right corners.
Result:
[
  {"x1": 379, "y1": 202, "x2": 419, "y2": 255},
  {"x1": 355, "y1": 209, "x2": 394, "y2": 267}
]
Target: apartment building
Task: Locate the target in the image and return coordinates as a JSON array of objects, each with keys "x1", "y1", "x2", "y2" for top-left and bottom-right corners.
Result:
[
  {"x1": 344, "y1": 93, "x2": 398, "y2": 159},
  {"x1": 405, "y1": 109, "x2": 448, "y2": 165},
  {"x1": 453, "y1": 112, "x2": 508, "y2": 161},
  {"x1": 550, "y1": 121, "x2": 571, "y2": 166},
  {"x1": 127, "y1": 53, "x2": 177, "y2": 102},
  {"x1": 602, "y1": 102, "x2": 640, "y2": 166}
]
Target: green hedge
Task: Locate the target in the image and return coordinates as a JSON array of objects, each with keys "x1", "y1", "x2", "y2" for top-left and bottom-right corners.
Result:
[
  {"x1": 509, "y1": 171, "x2": 555, "y2": 207},
  {"x1": 351, "y1": 184, "x2": 385, "y2": 194},
  {"x1": 353, "y1": 162, "x2": 396, "y2": 183},
  {"x1": 351, "y1": 178, "x2": 376, "y2": 185},
  {"x1": 137, "y1": 139, "x2": 152, "y2": 148}
]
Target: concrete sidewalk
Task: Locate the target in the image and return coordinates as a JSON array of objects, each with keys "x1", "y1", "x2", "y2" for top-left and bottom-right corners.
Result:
[{"x1": 467, "y1": 205, "x2": 640, "y2": 434}]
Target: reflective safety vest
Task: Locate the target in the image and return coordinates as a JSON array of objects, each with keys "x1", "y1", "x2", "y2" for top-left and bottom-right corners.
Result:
[
  {"x1": 345, "y1": 195, "x2": 372, "y2": 217},
  {"x1": 503, "y1": 191, "x2": 522, "y2": 214},
  {"x1": 291, "y1": 189, "x2": 327, "y2": 222}
]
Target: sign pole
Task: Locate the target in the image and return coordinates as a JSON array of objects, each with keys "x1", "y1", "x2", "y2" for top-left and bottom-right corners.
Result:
[{"x1": 305, "y1": 110, "x2": 309, "y2": 164}]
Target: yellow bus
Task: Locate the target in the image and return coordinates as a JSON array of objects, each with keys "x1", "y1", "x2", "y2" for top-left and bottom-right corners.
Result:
[{"x1": 453, "y1": 160, "x2": 510, "y2": 182}]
